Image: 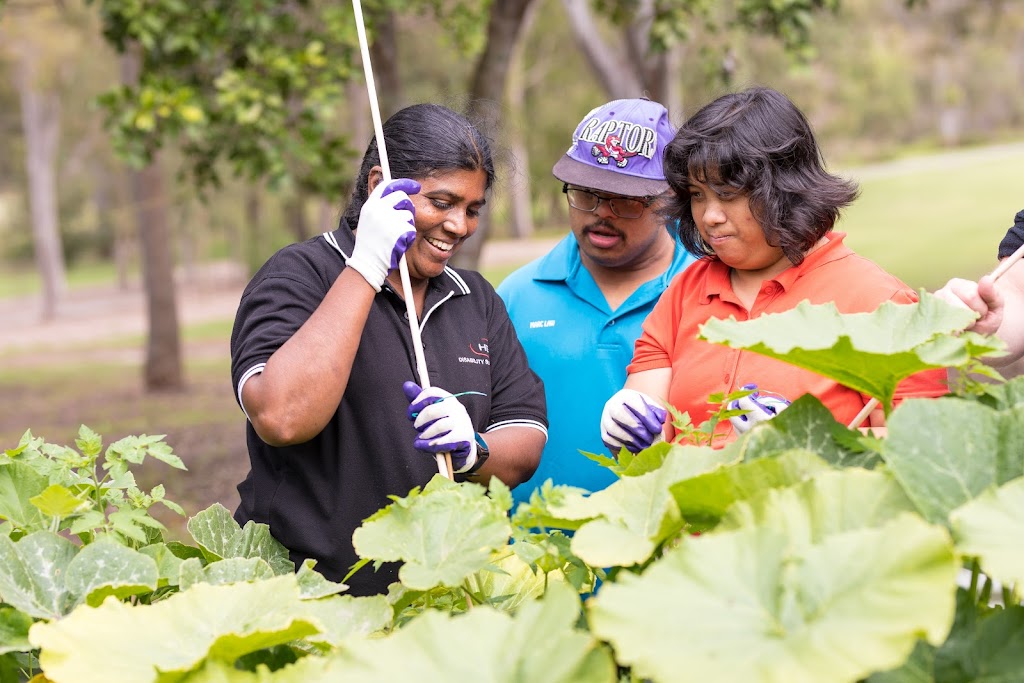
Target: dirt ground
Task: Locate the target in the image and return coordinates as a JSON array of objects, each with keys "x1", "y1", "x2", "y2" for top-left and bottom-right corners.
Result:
[{"x1": 0, "y1": 237, "x2": 558, "y2": 540}]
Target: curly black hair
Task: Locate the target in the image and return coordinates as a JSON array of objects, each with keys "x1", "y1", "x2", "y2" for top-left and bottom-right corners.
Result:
[{"x1": 663, "y1": 86, "x2": 858, "y2": 265}]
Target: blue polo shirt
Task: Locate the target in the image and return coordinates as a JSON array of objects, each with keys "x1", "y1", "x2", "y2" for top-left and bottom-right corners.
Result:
[{"x1": 498, "y1": 234, "x2": 696, "y2": 506}]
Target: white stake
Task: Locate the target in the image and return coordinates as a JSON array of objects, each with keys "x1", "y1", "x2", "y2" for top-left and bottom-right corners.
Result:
[
  {"x1": 989, "y1": 242, "x2": 1024, "y2": 282},
  {"x1": 351, "y1": 0, "x2": 453, "y2": 479}
]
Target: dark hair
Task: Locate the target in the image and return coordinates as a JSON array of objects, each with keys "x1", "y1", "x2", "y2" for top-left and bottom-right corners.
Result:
[
  {"x1": 663, "y1": 86, "x2": 858, "y2": 265},
  {"x1": 342, "y1": 103, "x2": 495, "y2": 226}
]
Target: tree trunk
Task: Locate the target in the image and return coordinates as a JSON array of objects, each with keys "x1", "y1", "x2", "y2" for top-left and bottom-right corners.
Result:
[
  {"x1": 132, "y1": 155, "x2": 184, "y2": 391},
  {"x1": 13, "y1": 45, "x2": 66, "y2": 321},
  {"x1": 560, "y1": 0, "x2": 644, "y2": 99},
  {"x1": 122, "y1": 47, "x2": 184, "y2": 392},
  {"x1": 244, "y1": 187, "x2": 263, "y2": 276},
  {"x1": 505, "y1": 1, "x2": 541, "y2": 240},
  {"x1": 451, "y1": 0, "x2": 538, "y2": 269},
  {"x1": 368, "y1": 8, "x2": 402, "y2": 118},
  {"x1": 283, "y1": 193, "x2": 310, "y2": 242}
]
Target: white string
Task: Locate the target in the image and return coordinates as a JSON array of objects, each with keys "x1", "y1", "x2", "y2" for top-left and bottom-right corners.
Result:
[{"x1": 351, "y1": 0, "x2": 451, "y2": 479}]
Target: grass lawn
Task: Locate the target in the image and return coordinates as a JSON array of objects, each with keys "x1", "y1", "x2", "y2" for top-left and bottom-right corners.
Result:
[{"x1": 837, "y1": 143, "x2": 1023, "y2": 290}]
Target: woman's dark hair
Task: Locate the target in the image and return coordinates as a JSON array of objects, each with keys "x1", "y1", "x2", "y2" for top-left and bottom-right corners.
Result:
[
  {"x1": 342, "y1": 103, "x2": 495, "y2": 226},
  {"x1": 663, "y1": 86, "x2": 858, "y2": 265}
]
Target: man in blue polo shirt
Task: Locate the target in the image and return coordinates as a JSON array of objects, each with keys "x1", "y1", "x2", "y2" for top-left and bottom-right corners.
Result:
[{"x1": 498, "y1": 98, "x2": 696, "y2": 507}]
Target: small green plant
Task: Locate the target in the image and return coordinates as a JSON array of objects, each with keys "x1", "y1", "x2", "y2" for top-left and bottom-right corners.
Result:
[{"x1": 2, "y1": 425, "x2": 186, "y2": 545}]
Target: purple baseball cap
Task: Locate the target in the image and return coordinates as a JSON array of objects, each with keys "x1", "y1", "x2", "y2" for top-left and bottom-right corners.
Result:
[{"x1": 553, "y1": 98, "x2": 674, "y2": 198}]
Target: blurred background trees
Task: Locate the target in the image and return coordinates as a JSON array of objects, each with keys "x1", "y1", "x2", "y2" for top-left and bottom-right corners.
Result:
[{"x1": 1, "y1": 0, "x2": 1023, "y2": 390}]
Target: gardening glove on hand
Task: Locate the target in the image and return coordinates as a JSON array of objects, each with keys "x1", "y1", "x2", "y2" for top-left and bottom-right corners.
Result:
[
  {"x1": 403, "y1": 381, "x2": 479, "y2": 474},
  {"x1": 347, "y1": 178, "x2": 421, "y2": 291},
  {"x1": 727, "y1": 384, "x2": 791, "y2": 434},
  {"x1": 600, "y1": 388, "x2": 667, "y2": 455}
]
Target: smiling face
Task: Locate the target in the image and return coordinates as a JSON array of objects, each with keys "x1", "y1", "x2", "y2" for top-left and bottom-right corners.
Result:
[
  {"x1": 369, "y1": 167, "x2": 488, "y2": 285},
  {"x1": 686, "y1": 178, "x2": 790, "y2": 280}
]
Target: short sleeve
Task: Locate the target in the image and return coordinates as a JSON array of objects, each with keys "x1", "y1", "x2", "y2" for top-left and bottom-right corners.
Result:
[
  {"x1": 626, "y1": 277, "x2": 681, "y2": 374},
  {"x1": 997, "y1": 210, "x2": 1024, "y2": 259}
]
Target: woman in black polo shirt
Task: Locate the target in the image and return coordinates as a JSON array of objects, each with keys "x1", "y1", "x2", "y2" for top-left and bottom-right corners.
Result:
[{"x1": 230, "y1": 104, "x2": 548, "y2": 595}]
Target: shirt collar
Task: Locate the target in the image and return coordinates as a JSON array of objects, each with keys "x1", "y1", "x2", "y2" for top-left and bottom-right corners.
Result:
[
  {"x1": 701, "y1": 231, "x2": 852, "y2": 303},
  {"x1": 532, "y1": 232, "x2": 692, "y2": 289},
  {"x1": 322, "y1": 218, "x2": 472, "y2": 298}
]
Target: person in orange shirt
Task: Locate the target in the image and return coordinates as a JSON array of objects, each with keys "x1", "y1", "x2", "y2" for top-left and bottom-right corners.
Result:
[{"x1": 600, "y1": 86, "x2": 948, "y2": 452}]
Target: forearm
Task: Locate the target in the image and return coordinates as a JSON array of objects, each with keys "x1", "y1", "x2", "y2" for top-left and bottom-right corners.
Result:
[
  {"x1": 244, "y1": 268, "x2": 377, "y2": 445},
  {"x1": 467, "y1": 426, "x2": 546, "y2": 488}
]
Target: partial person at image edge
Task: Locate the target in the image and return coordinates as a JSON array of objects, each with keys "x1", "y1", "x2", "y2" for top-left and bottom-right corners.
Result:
[
  {"x1": 935, "y1": 209, "x2": 1024, "y2": 377},
  {"x1": 230, "y1": 104, "x2": 548, "y2": 596},
  {"x1": 498, "y1": 98, "x2": 697, "y2": 506}
]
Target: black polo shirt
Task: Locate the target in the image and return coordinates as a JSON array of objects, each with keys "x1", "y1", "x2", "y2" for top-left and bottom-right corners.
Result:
[{"x1": 230, "y1": 219, "x2": 547, "y2": 596}]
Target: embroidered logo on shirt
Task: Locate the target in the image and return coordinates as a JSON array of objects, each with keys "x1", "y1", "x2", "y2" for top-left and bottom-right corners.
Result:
[
  {"x1": 529, "y1": 320, "x2": 556, "y2": 329},
  {"x1": 459, "y1": 338, "x2": 490, "y2": 365}
]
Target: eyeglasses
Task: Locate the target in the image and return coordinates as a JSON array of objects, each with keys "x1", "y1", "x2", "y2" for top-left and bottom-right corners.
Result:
[{"x1": 562, "y1": 184, "x2": 654, "y2": 219}]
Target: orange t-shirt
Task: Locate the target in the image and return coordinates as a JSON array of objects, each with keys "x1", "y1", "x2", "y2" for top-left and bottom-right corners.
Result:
[{"x1": 628, "y1": 232, "x2": 948, "y2": 442}]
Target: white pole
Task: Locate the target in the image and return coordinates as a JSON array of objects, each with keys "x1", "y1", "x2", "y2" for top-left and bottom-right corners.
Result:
[{"x1": 351, "y1": 0, "x2": 453, "y2": 479}]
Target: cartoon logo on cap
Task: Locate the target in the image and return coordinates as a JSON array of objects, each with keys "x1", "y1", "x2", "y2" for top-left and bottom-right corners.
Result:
[
  {"x1": 591, "y1": 134, "x2": 637, "y2": 168},
  {"x1": 577, "y1": 116, "x2": 658, "y2": 171}
]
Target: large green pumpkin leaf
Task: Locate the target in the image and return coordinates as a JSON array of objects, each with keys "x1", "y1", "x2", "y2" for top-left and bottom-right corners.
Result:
[
  {"x1": 295, "y1": 558, "x2": 347, "y2": 599},
  {"x1": 725, "y1": 394, "x2": 876, "y2": 468},
  {"x1": 176, "y1": 587, "x2": 612, "y2": 682},
  {"x1": 883, "y1": 398, "x2": 1024, "y2": 524},
  {"x1": 0, "y1": 531, "x2": 78, "y2": 619},
  {"x1": 589, "y1": 471, "x2": 957, "y2": 683},
  {"x1": 0, "y1": 462, "x2": 49, "y2": 531},
  {"x1": 187, "y1": 503, "x2": 294, "y2": 575},
  {"x1": 698, "y1": 294, "x2": 990, "y2": 409},
  {"x1": 950, "y1": 477, "x2": 1024, "y2": 587},
  {"x1": 179, "y1": 556, "x2": 277, "y2": 590},
  {"x1": 670, "y1": 448, "x2": 832, "y2": 532},
  {"x1": 64, "y1": 539, "x2": 158, "y2": 606},
  {"x1": 301, "y1": 593, "x2": 392, "y2": 646},
  {"x1": 351, "y1": 475, "x2": 511, "y2": 590},
  {"x1": 569, "y1": 447, "x2": 737, "y2": 567},
  {"x1": 721, "y1": 468, "x2": 920, "y2": 537},
  {"x1": 331, "y1": 582, "x2": 615, "y2": 682},
  {"x1": 29, "y1": 574, "x2": 320, "y2": 683}
]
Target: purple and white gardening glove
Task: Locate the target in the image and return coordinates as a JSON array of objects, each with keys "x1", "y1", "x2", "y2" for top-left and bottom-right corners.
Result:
[
  {"x1": 727, "y1": 383, "x2": 791, "y2": 434},
  {"x1": 347, "y1": 178, "x2": 421, "y2": 291},
  {"x1": 403, "y1": 381, "x2": 480, "y2": 474},
  {"x1": 600, "y1": 388, "x2": 667, "y2": 455}
]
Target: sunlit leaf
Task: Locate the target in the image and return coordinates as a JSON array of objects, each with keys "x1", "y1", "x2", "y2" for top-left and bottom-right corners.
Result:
[
  {"x1": 568, "y1": 447, "x2": 737, "y2": 567},
  {"x1": 352, "y1": 476, "x2": 510, "y2": 591},
  {"x1": 331, "y1": 583, "x2": 615, "y2": 682},
  {"x1": 29, "y1": 484, "x2": 87, "y2": 518},
  {"x1": 30, "y1": 575, "x2": 320, "y2": 683},
  {"x1": 670, "y1": 449, "x2": 832, "y2": 532},
  {"x1": 950, "y1": 477, "x2": 1024, "y2": 588},
  {"x1": 590, "y1": 470, "x2": 957, "y2": 683}
]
